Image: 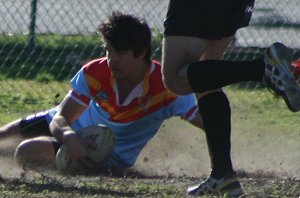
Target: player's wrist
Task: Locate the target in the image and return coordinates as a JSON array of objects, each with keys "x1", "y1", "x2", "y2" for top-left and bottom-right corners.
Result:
[{"x1": 62, "y1": 130, "x2": 78, "y2": 145}]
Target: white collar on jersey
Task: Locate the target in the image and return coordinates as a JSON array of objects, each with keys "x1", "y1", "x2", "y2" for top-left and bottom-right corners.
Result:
[{"x1": 114, "y1": 62, "x2": 155, "y2": 106}]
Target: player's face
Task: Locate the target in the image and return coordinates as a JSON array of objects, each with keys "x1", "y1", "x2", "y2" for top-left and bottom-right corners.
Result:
[{"x1": 105, "y1": 44, "x2": 140, "y2": 79}]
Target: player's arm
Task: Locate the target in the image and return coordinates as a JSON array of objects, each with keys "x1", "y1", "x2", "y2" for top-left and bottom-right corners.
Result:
[
  {"x1": 174, "y1": 94, "x2": 204, "y2": 130},
  {"x1": 50, "y1": 91, "x2": 86, "y2": 142},
  {"x1": 49, "y1": 91, "x2": 90, "y2": 162}
]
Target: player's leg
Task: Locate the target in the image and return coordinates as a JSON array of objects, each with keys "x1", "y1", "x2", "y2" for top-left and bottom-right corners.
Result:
[
  {"x1": 186, "y1": 43, "x2": 300, "y2": 111},
  {"x1": 197, "y1": 36, "x2": 234, "y2": 175},
  {"x1": 163, "y1": 0, "x2": 247, "y2": 196},
  {"x1": 0, "y1": 119, "x2": 23, "y2": 138},
  {"x1": 165, "y1": 1, "x2": 300, "y2": 112},
  {"x1": 181, "y1": 33, "x2": 265, "y2": 93},
  {"x1": 178, "y1": 40, "x2": 300, "y2": 111},
  {"x1": 193, "y1": 37, "x2": 243, "y2": 196},
  {"x1": 162, "y1": 22, "x2": 243, "y2": 198},
  {"x1": 14, "y1": 136, "x2": 60, "y2": 168},
  {"x1": 162, "y1": 36, "x2": 207, "y2": 95},
  {"x1": 0, "y1": 111, "x2": 52, "y2": 139},
  {"x1": 162, "y1": 0, "x2": 245, "y2": 94},
  {"x1": 0, "y1": 111, "x2": 57, "y2": 168}
]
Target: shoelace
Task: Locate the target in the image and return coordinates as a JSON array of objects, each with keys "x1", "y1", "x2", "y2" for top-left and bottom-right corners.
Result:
[
  {"x1": 195, "y1": 177, "x2": 222, "y2": 195},
  {"x1": 264, "y1": 65, "x2": 284, "y2": 96}
]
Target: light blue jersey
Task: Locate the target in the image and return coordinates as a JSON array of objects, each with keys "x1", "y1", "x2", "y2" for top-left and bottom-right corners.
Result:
[{"x1": 47, "y1": 58, "x2": 198, "y2": 171}]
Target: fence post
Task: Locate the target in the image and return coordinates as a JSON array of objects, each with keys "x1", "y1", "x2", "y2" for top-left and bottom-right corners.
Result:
[{"x1": 27, "y1": 0, "x2": 38, "y2": 54}]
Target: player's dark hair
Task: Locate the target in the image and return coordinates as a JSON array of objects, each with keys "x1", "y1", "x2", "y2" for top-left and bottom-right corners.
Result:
[{"x1": 98, "y1": 12, "x2": 152, "y2": 63}]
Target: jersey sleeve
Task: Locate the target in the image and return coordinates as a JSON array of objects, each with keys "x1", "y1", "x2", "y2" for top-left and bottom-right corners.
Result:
[
  {"x1": 69, "y1": 69, "x2": 92, "y2": 107},
  {"x1": 169, "y1": 94, "x2": 198, "y2": 121}
]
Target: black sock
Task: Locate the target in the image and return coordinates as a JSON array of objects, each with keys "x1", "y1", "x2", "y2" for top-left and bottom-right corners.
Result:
[
  {"x1": 187, "y1": 59, "x2": 265, "y2": 92},
  {"x1": 197, "y1": 92, "x2": 233, "y2": 179}
]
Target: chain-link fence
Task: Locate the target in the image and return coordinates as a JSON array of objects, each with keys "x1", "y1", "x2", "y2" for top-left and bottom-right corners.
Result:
[{"x1": 0, "y1": 0, "x2": 300, "y2": 121}]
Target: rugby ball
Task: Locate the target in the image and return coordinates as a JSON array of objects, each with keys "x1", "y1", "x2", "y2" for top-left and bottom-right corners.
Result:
[{"x1": 55, "y1": 125, "x2": 115, "y2": 172}]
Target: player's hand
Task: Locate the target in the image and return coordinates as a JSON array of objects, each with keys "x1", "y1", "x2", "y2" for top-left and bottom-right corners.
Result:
[
  {"x1": 82, "y1": 135, "x2": 98, "y2": 151},
  {"x1": 63, "y1": 132, "x2": 98, "y2": 170},
  {"x1": 80, "y1": 136, "x2": 99, "y2": 168},
  {"x1": 63, "y1": 132, "x2": 87, "y2": 164}
]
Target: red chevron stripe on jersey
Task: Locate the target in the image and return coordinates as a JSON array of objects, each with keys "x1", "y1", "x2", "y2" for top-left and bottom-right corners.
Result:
[{"x1": 81, "y1": 57, "x2": 178, "y2": 123}]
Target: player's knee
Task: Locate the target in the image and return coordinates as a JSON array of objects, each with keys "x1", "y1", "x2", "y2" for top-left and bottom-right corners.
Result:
[
  {"x1": 14, "y1": 139, "x2": 33, "y2": 165},
  {"x1": 14, "y1": 138, "x2": 55, "y2": 167},
  {"x1": 162, "y1": 72, "x2": 193, "y2": 95}
]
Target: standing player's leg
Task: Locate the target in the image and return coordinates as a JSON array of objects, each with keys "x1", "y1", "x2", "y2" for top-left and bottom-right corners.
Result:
[
  {"x1": 162, "y1": 33, "x2": 243, "y2": 196},
  {"x1": 161, "y1": 0, "x2": 248, "y2": 196},
  {"x1": 196, "y1": 36, "x2": 235, "y2": 179},
  {"x1": 186, "y1": 37, "x2": 244, "y2": 196}
]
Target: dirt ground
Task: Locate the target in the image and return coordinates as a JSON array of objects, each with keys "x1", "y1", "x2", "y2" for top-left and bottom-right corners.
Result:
[
  {"x1": 0, "y1": 117, "x2": 300, "y2": 197},
  {"x1": 133, "y1": 117, "x2": 300, "y2": 180},
  {"x1": 0, "y1": 117, "x2": 300, "y2": 179}
]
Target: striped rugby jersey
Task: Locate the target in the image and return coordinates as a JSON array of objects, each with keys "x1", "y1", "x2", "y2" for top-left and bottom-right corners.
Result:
[{"x1": 48, "y1": 57, "x2": 198, "y2": 171}]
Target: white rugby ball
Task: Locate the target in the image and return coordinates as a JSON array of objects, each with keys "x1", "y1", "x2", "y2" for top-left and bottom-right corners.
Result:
[{"x1": 55, "y1": 125, "x2": 115, "y2": 171}]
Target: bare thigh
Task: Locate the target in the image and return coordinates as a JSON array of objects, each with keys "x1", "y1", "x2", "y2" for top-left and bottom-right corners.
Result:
[
  {"x1": 200, "y1": 36, "x2": 233, "y2": 60},
  {"x1": 162, "y1": 36, "x2": 207, "y2": 94},
  {"x1": 162, "y1": 35, "x2": 233, "y2": 96}
]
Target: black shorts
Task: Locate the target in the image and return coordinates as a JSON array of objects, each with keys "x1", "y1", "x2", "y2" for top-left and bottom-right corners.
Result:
[
  {"x1": 20, "y1": 111, "x2": 61, "y2": 153},
  {"x1": 164, "y1": 0, "x2": 255, "y2": 39}
]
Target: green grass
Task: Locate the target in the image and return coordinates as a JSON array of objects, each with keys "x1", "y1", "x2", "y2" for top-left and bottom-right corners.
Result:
[
  {"x1": 227, "y1": 85, "x2": 300, "y2": 130},
  {"x1": 0, "y1": 79, "x2": 68, "y2": 125},
  {"x1": 0, "y1": 33, "x2": 163, "y2": 81},
  {"x1": 0, "y1": 34, "x2": 104, "y2": 81}
]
